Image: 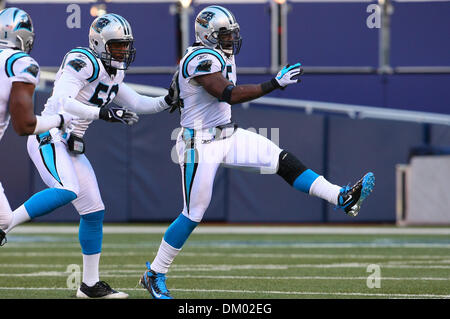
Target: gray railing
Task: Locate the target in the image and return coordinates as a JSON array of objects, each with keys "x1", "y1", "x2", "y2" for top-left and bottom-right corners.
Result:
[{"x1": 39, "y1": 70, "x2": 450, "y2": 126}]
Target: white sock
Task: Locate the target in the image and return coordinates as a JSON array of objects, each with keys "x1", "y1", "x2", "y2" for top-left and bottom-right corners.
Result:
[
  {"x1": 309, "y1": 176, "x2": 342, "y2": 206},
  {"x1": 5, "y1": 204, "x2": 31, "y2": 233},
  {"x1": 82, "y1": 253, "x2": 101, "y2": 286},
  {"x1": 151, "y1": 238, "x2": 181, "y2": 274}
]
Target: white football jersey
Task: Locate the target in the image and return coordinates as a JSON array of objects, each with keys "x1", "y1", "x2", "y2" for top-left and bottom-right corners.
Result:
[
  {"x1": 43, "y1": 47, "x2": 125, "y2": 137},
  {"x1": 178, "y1": 44, "x2": 236, "y2": 129},
  {"x1": 0, "y1": 48, "x2": 40, "y2": 141}
]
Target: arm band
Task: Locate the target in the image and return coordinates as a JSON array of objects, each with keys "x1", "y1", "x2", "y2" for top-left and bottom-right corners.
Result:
[
  {"x1": 32, "y1": 115, "x2": 63, "y2": 135},
  {"x1": 261, "y1": 78, "x2": 281, "y2": 94},
  {"x1": 219, "y1": 84, "x2": 235, "y2": 104}
]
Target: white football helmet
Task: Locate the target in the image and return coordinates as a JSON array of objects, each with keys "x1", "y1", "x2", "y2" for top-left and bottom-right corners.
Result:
[
  {"x1": 88, "y1": 13, "x2": 135, "y2": 70},
  {"x1": 194, "y1": 6, "x2": 242, "y2": 56},
  {"x1": 0, "y1": 7, "x2": 34, "y2": 53}
]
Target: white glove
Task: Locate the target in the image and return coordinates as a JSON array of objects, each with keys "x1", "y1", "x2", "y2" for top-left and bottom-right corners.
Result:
[
  {"x1": 274, "y1": 63, "x2": 303, "y2": 88},
  {"x1": 58, "y1": 112, "x2": 76, "y2": 132}
]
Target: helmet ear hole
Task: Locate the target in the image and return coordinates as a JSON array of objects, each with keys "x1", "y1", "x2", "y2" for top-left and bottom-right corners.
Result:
[{"x1": 94, "y1": 40, "x2": 98, "y2": 46}]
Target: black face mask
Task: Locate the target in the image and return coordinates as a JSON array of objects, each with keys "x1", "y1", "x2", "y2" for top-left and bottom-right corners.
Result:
[
  {"x1": 102, "y1": 40, "x2": 136, "y2": 70},
  {"x1": 217, "y1": 28, "x2": 242, "y2": 56}
]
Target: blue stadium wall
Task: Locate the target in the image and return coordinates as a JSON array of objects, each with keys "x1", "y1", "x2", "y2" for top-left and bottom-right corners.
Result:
[{"x1": 0, "y1": 1, "x2": 449, "y2": 223}]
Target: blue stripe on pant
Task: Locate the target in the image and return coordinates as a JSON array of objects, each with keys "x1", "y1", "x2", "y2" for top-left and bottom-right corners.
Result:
[
  {"x1": 183, "y1": 128, "x2": 198, "y2": 213},
  {"x1": 38, "y1": 132, "x2": 63, "y2": 186}
]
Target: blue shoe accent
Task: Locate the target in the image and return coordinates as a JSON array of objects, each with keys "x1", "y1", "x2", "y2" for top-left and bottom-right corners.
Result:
[
  {"x1": 360, "y1": 172, "x2": 375, "y2": 201},
  {"x1": 139, "y1": 262, "x2": 173, "y2": 299},
  {"x1": 337, "y1": 172, "x2": 375, "y2": 217}
]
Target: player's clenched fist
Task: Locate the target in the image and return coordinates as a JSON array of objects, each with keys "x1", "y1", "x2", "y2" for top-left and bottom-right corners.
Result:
[
  {"x1": 99, "y1": 106, "x2": 139, "y2": 125},
  {"x1": 274, "y1": 63, "x2": 304, "y2": 88}
]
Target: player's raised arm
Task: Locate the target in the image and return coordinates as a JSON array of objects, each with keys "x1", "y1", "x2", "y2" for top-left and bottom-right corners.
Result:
[{"x1": 194, "y1": 63, "x2": 303, "y2": 105}]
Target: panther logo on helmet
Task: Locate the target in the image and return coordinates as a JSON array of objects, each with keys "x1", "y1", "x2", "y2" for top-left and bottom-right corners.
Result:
[
  {"x1": 15, "y1": 13, "x2": 33, "y2": 32},
  {"x1": 0, "y1": 7, "x2": 35, "y2": 53},
  {"x1": 92, "y1": 17, "x2": 110, "y2": 33},
  {"x1": 196, "y1": 11, "x2": 215, "y2": 28}
]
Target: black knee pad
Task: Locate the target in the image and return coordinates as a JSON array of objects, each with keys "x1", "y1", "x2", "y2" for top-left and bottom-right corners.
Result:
[{"x1": 277, "y1": 151, "x2": 308, "y2": 185}]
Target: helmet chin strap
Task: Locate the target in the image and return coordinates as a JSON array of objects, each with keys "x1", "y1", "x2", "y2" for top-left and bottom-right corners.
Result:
[{"x1": 16, "y1": 36, "x2": 25, "y2": 52}]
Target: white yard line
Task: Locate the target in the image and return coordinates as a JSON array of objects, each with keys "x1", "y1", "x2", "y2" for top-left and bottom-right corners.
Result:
[
  {"x1": 1, "y1": 263, "x2": 450, "y2": 270},
  {"x1": 1, "y1": 251, "x2": 449, "y2": 260},
  {"x1": 0, "y1": 286, "x2": 448, "y2": 299},
  {"x1": 8, "y1": 225, "x2": 450, "y2": 235},
  {"x1": 0, "y1": 272, "x2": 448, "y2": 281},
  {"x1": 4, "y1": 242, "x2": 450, "y2": 249},
  {"x1": 170, "y1": 288, "x2": 450, "y2": 299}
]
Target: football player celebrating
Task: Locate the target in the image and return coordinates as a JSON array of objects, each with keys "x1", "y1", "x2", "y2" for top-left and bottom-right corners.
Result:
[
  {"x1": 140, "y1": 5, "x2": 375, "y2": 299},
  {"x1": 2, "y1": 13, "x2": 175, "y2": 299},
  {"x1": 0, "y1": 8, "x2": 75, "y2": 244}
]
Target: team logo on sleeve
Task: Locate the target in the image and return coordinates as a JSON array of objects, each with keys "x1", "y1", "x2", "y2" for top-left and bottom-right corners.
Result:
[
  {"x1": 196, "y1": 11, "x2": 215, "y2": 28},
  {"x1": 22, "y1": 64, "x2": 39, "y2": 77},
  {"x1": 68, "y1": 59, "x2": 87, "y2": 72},
  {"x1": 196, "y1": 60, "x2": 213, "y2": 73}
]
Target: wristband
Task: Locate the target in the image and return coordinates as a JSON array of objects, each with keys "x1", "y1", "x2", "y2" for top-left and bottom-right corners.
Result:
[
  {"x1": 58, "y1": 114, "x2": 64, "y2": 130},
  {"x1": 164, "y1": 94, "x2": 172, "y2": 106},
  {"x1": 261, "y1": 78, "x2": 281, "y2": 94}
]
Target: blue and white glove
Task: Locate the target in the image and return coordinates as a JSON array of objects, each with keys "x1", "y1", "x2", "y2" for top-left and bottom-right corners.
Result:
[{"x1": 274, "y1": 63, "x2": 303, "y2": 88}]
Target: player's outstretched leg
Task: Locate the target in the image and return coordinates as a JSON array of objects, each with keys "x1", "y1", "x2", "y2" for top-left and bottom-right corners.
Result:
[
  {"x1": 337, "y1": 172, "x2": 375, "y2": 217},
  {"x1": 277, "y1": 150, "x2": 375, "y2": 215},
  {"x1": 139, "y1": 262, "x2": 172, "y2": 299},
  {"x1": 1, "y1": 187, "x2": 77, "y2": 247}
]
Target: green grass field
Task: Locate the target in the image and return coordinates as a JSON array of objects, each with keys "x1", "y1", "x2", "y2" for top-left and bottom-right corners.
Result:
[{"x1": 0, "y1": 224, "x2": 449, "y2": 299}]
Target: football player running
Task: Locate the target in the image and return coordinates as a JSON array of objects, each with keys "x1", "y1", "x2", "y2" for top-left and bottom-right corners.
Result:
[
  {"x1": 0, "y1": 8, "x2": 75, "y2": 244},
  {"x1": 2, "y1": 13, "x2": 175, "y2": 299},
  {"x1": 140, "y1": 5, "x2": 375, "y2": 299}
]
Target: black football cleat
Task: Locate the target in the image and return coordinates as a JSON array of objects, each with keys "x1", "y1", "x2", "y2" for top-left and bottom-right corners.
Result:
[
  {"x1": 0, "y1": 229, "x2": 6, "y2": 246},
  {"x1": 76, "y1": 281, "x2": 128, "y2": 299},
  {"x1": 337, "y1": 172, "x2": 375, "y2": 217},
  {"x1": 139, "y1": 262, "x2": 173, "y2": 299}
]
